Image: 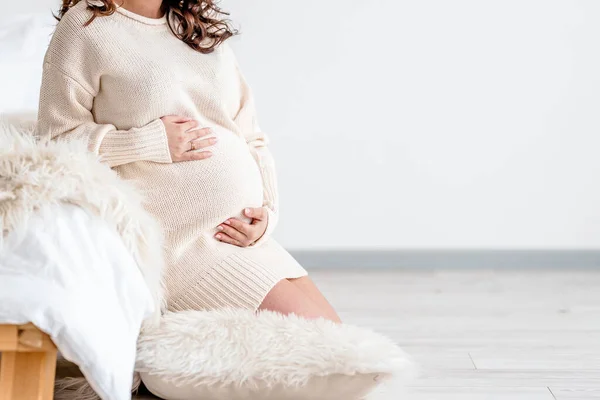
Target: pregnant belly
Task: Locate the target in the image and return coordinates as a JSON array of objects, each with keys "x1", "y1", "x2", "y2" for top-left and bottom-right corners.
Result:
[{"x1": 117, "y1": 132, "x2": 264, "y2": 232}]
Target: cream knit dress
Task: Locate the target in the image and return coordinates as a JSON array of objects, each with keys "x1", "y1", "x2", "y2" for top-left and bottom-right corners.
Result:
[{"x1": 36, "y1": 2, "x2": 307, "y2": 312}]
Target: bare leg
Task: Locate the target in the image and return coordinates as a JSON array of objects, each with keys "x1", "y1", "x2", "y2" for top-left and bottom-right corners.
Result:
[
  {"x1": 258, "y1": 278, "x2": 340, "y2": 322},
  {"x1": 259, "y1": 277, "x2": 341, "y2": 322},
  {"x1": 289, "y1": 276, "x2": 341, "y2": 323}
]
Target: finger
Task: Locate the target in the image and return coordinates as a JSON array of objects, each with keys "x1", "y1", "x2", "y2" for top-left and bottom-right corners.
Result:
[
  {"x1": 222, "y1": 218, "x2": 252, "y2": 235},
  {"x1": 215, "y1": 233, "x2": 245, "y2": 247},
  {"x1": 217, "y1": 224, "x2": 248, "y2": 243},
  {"x1": 188, "y1": 127, "x2": 213, "y2": 139},
  {"x1": 179, "y1": 120, "x2": 200, "y2": 132},
  {"x1": 189, "y1": 136, "x2": 218, "y2": 150},
  {"x1": 244, "y1": 207, "x2": 267, "y2": 221},
  {"x1": 180, "y1": 151, "x2": 212, "y2": 161},
  {"x1": 181, "y1": 120, "x2": 200, "y2": 131}
]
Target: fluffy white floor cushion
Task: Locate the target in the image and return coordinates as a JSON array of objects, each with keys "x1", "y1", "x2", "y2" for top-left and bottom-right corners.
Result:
[{"x1": 137, "y1": 309, "x2": 415, "y2": 400}]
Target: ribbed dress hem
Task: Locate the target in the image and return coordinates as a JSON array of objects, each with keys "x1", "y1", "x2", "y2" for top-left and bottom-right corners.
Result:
[{"x1": 168, "y1": 245, "x2": 307, "y2": 312}]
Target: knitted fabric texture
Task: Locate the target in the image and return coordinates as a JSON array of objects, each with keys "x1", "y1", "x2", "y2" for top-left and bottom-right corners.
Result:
[{"x1": 37, "y1": 2, "x2": 307, "y2": 312}]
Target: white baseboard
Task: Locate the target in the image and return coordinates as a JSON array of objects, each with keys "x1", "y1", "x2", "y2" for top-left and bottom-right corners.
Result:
[{"x1": 288, "y1": 250, "x2": 600, "y2": 269}]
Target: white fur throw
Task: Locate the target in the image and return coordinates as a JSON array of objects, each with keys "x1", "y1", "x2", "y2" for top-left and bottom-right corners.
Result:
[
  {"x1": 137, "y1": 309, "x2": 415, "y2": 400},
  {"x1": 0, "y1": 123, "x2": 166, "y2": 323}
]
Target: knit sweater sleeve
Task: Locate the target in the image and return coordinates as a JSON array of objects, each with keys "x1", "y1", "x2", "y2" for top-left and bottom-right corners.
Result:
[
  {"x1": 37, "y1": 62, "x2": 172, "y2": 168},
  {"x1": 230, "y1": 50, "x2": 279, "y2": 246}
]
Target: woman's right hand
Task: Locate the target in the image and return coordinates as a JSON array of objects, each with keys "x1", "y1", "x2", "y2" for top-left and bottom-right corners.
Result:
[{"x1": 161, "y1": 115, "x2": 217, "y2": 162}]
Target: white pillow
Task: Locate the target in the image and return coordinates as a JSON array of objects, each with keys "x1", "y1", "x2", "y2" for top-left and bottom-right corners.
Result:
[
  {"x1": 0, "y1": 13, "x2": 55, "y2": 113},
  {"x1": 137, "y1": 309, "x2": 415, "y2": 400}
]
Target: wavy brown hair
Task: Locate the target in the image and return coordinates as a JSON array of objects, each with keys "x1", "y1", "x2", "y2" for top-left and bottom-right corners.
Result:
[{"x1": 57, "y1": 0, "x2": 237, "y2": 54}]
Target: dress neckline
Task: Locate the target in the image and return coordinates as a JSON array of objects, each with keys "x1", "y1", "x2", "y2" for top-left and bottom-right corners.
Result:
[{"x1": 115, "y1": 6, "x2": 168, "y2": 26}]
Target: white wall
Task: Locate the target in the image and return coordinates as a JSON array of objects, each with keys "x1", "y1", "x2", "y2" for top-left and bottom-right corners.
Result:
[
  {"x1": 225, "y1": 0, "x2": 600, "y2": 250},
  {"x1": 5, "y1": 1, "x2": 56, "y2": 15},
  {"x1": 8, "y1": 0, "x2": 600, "y2": 250}
]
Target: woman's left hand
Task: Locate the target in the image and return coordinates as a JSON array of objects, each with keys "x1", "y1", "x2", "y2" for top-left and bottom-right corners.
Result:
[{"x1": 215, "y1": 207, "x2": 268, "y2": 247}]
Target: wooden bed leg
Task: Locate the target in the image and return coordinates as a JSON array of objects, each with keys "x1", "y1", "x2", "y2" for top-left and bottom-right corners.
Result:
[{"x1": 0, "y1": 349, "x2": 57, "y2": 400}]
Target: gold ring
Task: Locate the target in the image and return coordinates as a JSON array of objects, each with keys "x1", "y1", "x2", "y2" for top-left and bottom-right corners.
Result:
[{"x1": 190, "y1": 141, "x2": 196, "y2": 151}]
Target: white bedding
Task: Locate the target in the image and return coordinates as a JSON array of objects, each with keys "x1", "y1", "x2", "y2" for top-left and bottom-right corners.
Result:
[{"x1": 0, "y1": 204, "x2": 155, "y2": 400}]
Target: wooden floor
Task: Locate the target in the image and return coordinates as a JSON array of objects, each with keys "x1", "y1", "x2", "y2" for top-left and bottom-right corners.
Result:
[
  {"x1": 311, "y1": 270, "x2": 600, "y2": 400},
  {"x1": 137, "y1": 270, "x2": 600, "y2": 399}
]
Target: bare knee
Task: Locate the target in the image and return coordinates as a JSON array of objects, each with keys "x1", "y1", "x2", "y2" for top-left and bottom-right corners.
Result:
[{"x1": 258, "y1": 279, "x2": 338, "y2": 322}]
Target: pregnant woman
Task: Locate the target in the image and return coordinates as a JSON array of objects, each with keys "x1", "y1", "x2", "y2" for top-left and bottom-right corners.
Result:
[{"x1": 37, "y1": 0, "x2": 340, "y2": 322}]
